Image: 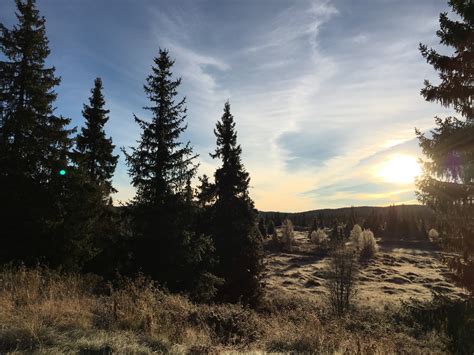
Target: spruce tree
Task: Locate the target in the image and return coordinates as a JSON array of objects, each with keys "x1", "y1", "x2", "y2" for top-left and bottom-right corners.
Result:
[
  {"x1": 0, "y1": 0, "x2": 74, "y2": 264},
  {"x1": 207, "y1": 101, "x2": 263, "y2": 305},
  {"x1": 75, "y1": 77, "x2": 118, "y2": 200},
  {"x1": 258, "y1": 217, "x2": 267, "y2": 237},
  {"x1": 123, "y1": 49, "x2": 214, "y2": 293},
  {"x1": 416, "y1": 0, "x2": 473, "y2": 290},
  {"x1": 71, "y1": 78, "x2": 121, "y2": 273},
  {"x1": 267, "y1": 219, "x2": 276, "y2": 235}
]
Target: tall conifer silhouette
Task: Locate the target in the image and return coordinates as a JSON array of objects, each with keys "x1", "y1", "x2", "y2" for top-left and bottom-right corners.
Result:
[
  {"x1": 206, "y1": 101, "x2": 263, "y2": 305},
  {"x1": 124, "y1": 49, "x2": 214, "y2": 293},
  {"x1": 75, "y1": 78, "x2": 118, "y2": 201},
  {"x1": 0, "y1": 0, "x2": 74, "y2": 264},
  {"x1": 416, "y1": 0, "x2": 474, "y2": 290}
]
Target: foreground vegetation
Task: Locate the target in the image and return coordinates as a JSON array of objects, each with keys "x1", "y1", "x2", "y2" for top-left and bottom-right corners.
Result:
[{"x1": 0, "y1": 266, "x2": 472, "y2": 354}]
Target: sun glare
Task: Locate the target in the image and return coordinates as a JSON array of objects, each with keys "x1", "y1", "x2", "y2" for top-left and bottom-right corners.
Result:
[{"x1": 377, "y1": 155, "x2": 421, "y2": 184}]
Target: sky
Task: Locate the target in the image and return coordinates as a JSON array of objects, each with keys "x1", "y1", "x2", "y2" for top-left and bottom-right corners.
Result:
[{"x1": 0, "y1": 0, "x2": 454, "y2": 212}]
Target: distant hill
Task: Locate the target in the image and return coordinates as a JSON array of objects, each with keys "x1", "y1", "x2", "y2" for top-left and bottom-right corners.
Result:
[{"x1": 259, "y1": 204, "x2": 434, "y2": 229}]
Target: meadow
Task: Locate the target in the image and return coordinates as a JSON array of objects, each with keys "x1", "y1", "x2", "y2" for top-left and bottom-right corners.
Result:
[{"x1": 1, "y1": 227, "x2": 471, "y2": 354}]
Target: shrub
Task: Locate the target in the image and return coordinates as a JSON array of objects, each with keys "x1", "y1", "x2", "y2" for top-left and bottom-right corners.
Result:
[
  {"x1": 267, "y1": 220, "x2": 276, "y2": 235},
  {"x1": 281, "y1": 219, "x2": 294, "y2": 250},
  {"x1": 189, "y1": 304, "x2": 263, "y2": 346},
  {"x1": 428, "y1": 228, "x2": 440, "y2": 243},
  {"x1": 326, "y1": 246, "x2": 358, "y2": 315},
  {"x1": 400, "y1": 293, "x2": 474, "y2": 354},
  {"x1": 271, "y1": 230, "x2": 280, "y2": 245},
  {"x1": 349, "y1": 224, "x2": 362, "y2": 244},
  {"x1": 358, "y1": 229, "x2": 378, "y2": 260},
  {"x1": 311, "y1": 229, "x2": 329, "y2": 247}
]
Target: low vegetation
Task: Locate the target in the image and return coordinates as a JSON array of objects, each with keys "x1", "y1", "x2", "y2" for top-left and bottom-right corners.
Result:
[
  {"x1": 358, "y1": 229, "x2": 378, "y2": 260},
  {"x1": 0, "y1": 265, "x2": 466, "y2": 354},
  {"x1": 326, "y1": 246, "x2": 358, "y2": 315},
  {"x1": 280, "y1": 219, "x2": 295, "y2": 251},
  {"x1": 428, "y1": 228, "x2": 440, "y2": 243},
  {"x1": 310, "y1": 228, "x2": 329, "y2": 249},
  {"x1": 349, "y1": 224, "x2": 378, "y2": 260}
]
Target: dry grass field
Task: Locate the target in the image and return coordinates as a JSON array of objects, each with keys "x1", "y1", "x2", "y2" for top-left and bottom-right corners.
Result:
[
  {"x1": 0, "y1": 232, "x2": 471, "y2": 354},
  {"x1": 263, "y1": 231, "x2": 468, "y2": 309}
]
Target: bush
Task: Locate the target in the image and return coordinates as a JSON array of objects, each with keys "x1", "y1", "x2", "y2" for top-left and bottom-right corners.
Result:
[
  {"x1": 349, "y1": 224, "x2": 362, "y2": 243},
  {"x1": 326, "y1": 246, "x2": 358, "y2": 315},
  {"x1": 400, "y1": 292, "x2": 474, "y2": 354},
  {"x1": 281, "y1": 219, "x2": 294, "y2": 250},
  {"x1": 428, "y1": 228, "x2": 440, "y2": 243},
  {"x1": 358, "y1": 229, "x2": 378, "y2": 260},
  {"x1": 311, "y1": 229, "x2": 329, "y2": 248},
  {"x1": 189, "y1": 304, "x2": 263, "y2": 346}
]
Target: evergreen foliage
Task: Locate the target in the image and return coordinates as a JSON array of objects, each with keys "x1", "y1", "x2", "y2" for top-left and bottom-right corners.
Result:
[
  {"x1": 72, "y1": 78, "x2": 123, "y2": 274},
  {"x1": 258, "y1": 217, "x2": 267, "y2": 237},
  {"x1": 75, "y1": 78, "x2": 118, "y2": 200},
  {"x1": 123, "y1": 49, "x2": 214, "y2": 295},
  {"x1": 416, "y1": 0, "x2": 474, "y2": 290},
  {"x1": 267, "y1": 219, "x2": 276, "y2": 235},
  {"x1": 0, "y1": 0, "x2": 74, "y2": 265},
  {"x1": 202, "y1": 101, "x2": 263, "y2": 306}
]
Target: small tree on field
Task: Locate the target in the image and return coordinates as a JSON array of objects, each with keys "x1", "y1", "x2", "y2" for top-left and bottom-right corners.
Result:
[
  {"x1": 267, "y1": 219, "x2": 276, "y2": 235},
  {"x1": 331, "y1": 220, "x2": 346, "y2": 246},
  {"x1": 281, "y1": 219, "x2": 294, "y2": 250},
  {"x1": 359, "y1": 229, "x2": 378, "y2": 260},
  {"x1": 308, "y1": 217, "x2": 319, "y2": 238},
  {"x1": 311, "y1": 228, "x2": 329, "y2": 249},
  {"x1": 326, "y1": 246, "x2": 358, "y2": 316},
  {"x1": 429, "y1": 228, "x2": 440, "y2": 243},
  {"x1": 349, "y1": 224, "x2": 363, "y2": 244},
  {"x1": 258, "y1": 217, "x2": 267, "y2": 237}
]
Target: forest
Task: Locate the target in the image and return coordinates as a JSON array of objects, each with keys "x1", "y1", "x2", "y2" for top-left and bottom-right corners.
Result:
[{"x1": 0, "y1": 0, "x2": 472, "y2": 353}]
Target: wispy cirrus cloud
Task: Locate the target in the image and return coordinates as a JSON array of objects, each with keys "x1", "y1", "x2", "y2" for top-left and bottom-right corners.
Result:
[{"x1": 0, "y1": 0, "x2": 452, "y2": 210}]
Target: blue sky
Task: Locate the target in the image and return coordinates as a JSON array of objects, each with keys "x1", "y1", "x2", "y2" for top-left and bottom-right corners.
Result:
[{"x1": 0, "y1": 0, "x2": 453, "y2": 211}]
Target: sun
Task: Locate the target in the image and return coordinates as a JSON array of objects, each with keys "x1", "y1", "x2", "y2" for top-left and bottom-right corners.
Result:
[{"x1": 377, "y1": 155, "x2": 421, "y2": 184}]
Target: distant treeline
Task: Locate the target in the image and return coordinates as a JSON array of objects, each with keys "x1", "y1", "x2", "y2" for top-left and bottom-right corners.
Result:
[{"x1": 259, "y1": 205, "x2": 435, "y2": 240}]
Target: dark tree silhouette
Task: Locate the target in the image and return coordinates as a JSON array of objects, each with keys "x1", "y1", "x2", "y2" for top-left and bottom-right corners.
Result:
[
  {"x1": 71, "y1": 78, "x2": 124, "y2": 274},
  {"x1": 123, "y1": 49, "x2": 215, "y2": 295},
  {"x1": 267, "y1": 219, "x2": 276, "y2": 235},
  {"x1": 204, "y1": 101, "x2": 264, "y2": 305},
  {"x1": 124, "y1": 49, "x2": 197, "y2": 206},
  {"x1": 258, "y1": 217, "x2": 267, "y2": 237},
  {"x1": 75, "y1": 78, "x2": 118, "y2": 201},
  {"x1": 416, "y1": 0, "x2": 474, "y2": 290},
  {"x1": 0, "y1": 0, "x2": 74, "y2": 264}
]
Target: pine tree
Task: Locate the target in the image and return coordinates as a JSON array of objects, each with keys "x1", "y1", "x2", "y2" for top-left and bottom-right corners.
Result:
[
  {"x1": 267, "y1": 219, "x2": 276, "y2": 235},
  {"x1": 207, "y1": 101, "x2": 263, "y2": 305},
  {"x1": 123, "y1": 49, "x2": 214, "y2": 293},
  {"x1": 124, "y1": 49, "x2": 197, "y2": 206},
  {"x1": 416, "y1": 0, "x2": 474, "y2": 290},
  {"x1": 308, "y1": 217, "x2": 319, "y2": 239},
  {"x1": 75, "y1": 77, "x2": 118, "y2": 201},
  {"x1": 0, "y1": 0, "x2": 74, "y2": 264},
  {"x1": 258, "y1": 217, "x2": 267, "y2": 237},
  {"x1": 71, "y1": 78, "x2": 121, "y2": 273}
]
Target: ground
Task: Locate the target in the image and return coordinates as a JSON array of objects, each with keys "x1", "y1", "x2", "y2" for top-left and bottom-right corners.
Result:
[
  {"x1": 263, "y1": 231, "x2": 468, "y2": 309},
  {"x1": 0, "y1": 231, "x2": 470, "y2": 353}
]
